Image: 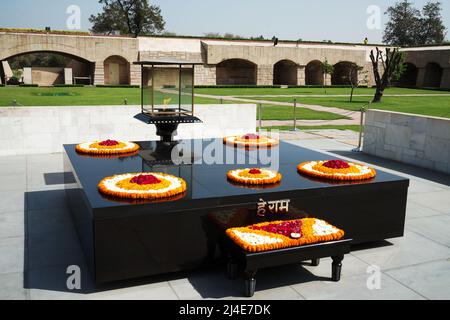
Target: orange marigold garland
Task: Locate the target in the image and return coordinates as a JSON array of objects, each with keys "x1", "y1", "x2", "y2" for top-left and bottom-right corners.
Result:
[
  {"x1": 223, "y1": 133, "x2": 279, "y2": 148},
  {"x1": 76, "y1": 139, "x2": 140, "y2": 155},
  {"x1": 98, "y1": 172, "x2": 186, "y2": 200},
  {"x1": 297, "y1": 160, "x2": 376, "y2": 181},
  {"x1": 226, "y1": 218, "x2": 345, "y2": 253},
  {"x1": 227, "y1": 168, "x2": 282, "y2": 185}
]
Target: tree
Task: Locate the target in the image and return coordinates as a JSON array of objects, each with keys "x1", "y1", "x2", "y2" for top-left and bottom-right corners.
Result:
[
  {"x1": 321, "y1": 59, "x2": 334, "y2": 94},
  {"x1": 89, "y1": 0, "x2": 165, "y2": 37},
  {"x1": 383, "y1": 0, "x2": 447, "y2": 46},
  {"x1": 383, "y1": 0, "x2": 421, "y2": 46},
  {"x1": 347, "y1": 65, "x2": 366, "y2": 102},
  {"x1": 370, "y1": 48, "x2": 405, "y2": 103},
  {"x1": 203, "y1": 32, "x2": 221, "y2": 38},
  {"x1": 420, "y1": 1, "x2": 446, "y2": 44}
]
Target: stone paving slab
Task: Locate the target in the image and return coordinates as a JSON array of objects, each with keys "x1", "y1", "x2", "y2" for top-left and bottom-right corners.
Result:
[
  {"x1": 291, "y1": 273, "x2": 425, "y2": 300},
  {"x1": 351, "y1": 231, "x2": 450, "y2": 271},
  {"x1": 406, "y1": 215, "x2": 450, "y2": 247},
  {"x1": 385, "y1": 259, "x2": 450, "y2": 300}
]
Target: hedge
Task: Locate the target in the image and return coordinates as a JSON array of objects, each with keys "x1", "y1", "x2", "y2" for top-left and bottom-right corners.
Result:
[
  {"x1": 195, "y1": 85, "x2": 282, "y2": 89},
  {"x1": 194, "y1": 85, "x2": 369, "y2": 89},
  {"x1": 19, "y1": 84, "x2": 39, "y2": 87},
  {"x1": 53, "y1": 84, "x2": 85, "y2": 87},
  {"x1": 96, "y1": 84, "x2": 140, "y2": 88},
  {"x1": 0, "y1": 28, "x2": 90, "y2": 36}
]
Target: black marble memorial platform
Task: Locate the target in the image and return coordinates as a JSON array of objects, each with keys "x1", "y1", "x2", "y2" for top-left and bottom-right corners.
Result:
[{"x1": 64, "y1": 139, "x2": 409, "y2": 283}]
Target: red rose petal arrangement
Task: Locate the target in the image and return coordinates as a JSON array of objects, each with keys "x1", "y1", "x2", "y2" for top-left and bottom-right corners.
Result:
[
  {"x1": 297, "y1": 159, "x2": 376, "y2": 181},
  {"x1": 227, "y1": 218, "x2": 345, "y2": 252}
]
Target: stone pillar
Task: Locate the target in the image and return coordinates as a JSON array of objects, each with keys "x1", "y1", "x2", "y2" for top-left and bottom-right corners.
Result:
[
  {"x1": 23, "y1": 67, "x2": 33, "y2": 85},
  {"x1": 416, "y1": 67, "x2": 426, "y2": 87},
  {"x1": 297, "y1": 66, "x2": 306, "y2": 86},
  {"x1": 64, "y1": 68, "x2": 73, "y2": 85},
  {"x1": 440, "y1": 68, "x2": 450, "y2": 90},
  {"x1": 195, "y1": 65, "x2": 216, "y2": 85},
  {"x1": 364, "y1": 63, "x2": 375, "y2": 87},
  {"x1": 257, "y1": 65, "x2": 273, "y2": 85},
  {"x1": 93, "y1": 62, "x2": 105, "y2": 85},
  {"x1": 130, "y1": 63, "x2": 141, "y2": 86}
]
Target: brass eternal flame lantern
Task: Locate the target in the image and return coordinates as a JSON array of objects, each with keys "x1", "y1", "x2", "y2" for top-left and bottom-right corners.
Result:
[{"x1": 133, "y1": 59, "x2": 202, "y2": 143}]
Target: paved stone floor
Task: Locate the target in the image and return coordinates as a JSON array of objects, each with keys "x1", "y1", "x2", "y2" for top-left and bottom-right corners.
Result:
[{"x1": 0, "y1": 134, "x2": 449, "y2": 300}]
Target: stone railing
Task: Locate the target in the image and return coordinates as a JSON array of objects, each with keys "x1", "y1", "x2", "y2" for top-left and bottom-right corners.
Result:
[
  {"x1": 363, "y1": 109, "x2": 450, "y2": 174},
  {"x1": 0, "y1": 104, "x2": 256, "y2": 156}
]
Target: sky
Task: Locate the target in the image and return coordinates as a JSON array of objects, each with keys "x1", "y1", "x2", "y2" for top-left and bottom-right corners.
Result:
[{"x1": 1, "y1": 0, "x2": 449, "y2": 43}]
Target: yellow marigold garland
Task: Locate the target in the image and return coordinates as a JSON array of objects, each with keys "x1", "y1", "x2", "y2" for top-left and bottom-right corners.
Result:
[
  {"x1": 98, "y1": 172, "x2": 187, "y2": 200},
  {"x1": 223, "y1": 135, "x2": 279, "y2": 149},
  {"x1": 297, "y1": 161, "x2": 376, "y2": 181},
  {"x1": 226, "y1": 218, "x2": 345, "y2": 253},
  {"x1": 76, "y1": 140, "x2": 140, "y2": 155},
  {"x1": 227, "y1": 168, "x2": 282, "y2": 185}
]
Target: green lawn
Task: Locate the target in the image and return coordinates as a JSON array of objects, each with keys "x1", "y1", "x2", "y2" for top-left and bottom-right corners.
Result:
[
  {"x1": 0, "y1": 86, "x2": 223, "y2": 106},
  {"x1": 259, "y1": 105, "x2": 349, "y2": 120},
  {"x1": 260, "y1": 96, "x2": 450, "y2": 118},
  {"x1": 196, "y1": 87, "x2": 449, "y2": 97},
  {"x1": 260, "y1": 125, "x2": 361, "y2": 132},
  {"x1": 2, "y1": 86, "x2": 449, "y2": 119}
]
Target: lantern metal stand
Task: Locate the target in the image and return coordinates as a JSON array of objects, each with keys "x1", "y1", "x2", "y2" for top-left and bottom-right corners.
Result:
[{"x1": 133, "y1": 59, "x2": 203, "y2": 144}]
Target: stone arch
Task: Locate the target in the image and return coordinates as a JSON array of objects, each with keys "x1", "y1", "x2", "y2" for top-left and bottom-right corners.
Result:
[
  {"x1": 398, "y1": 62, "x2": 418, "y2": 87},
  {"x1": 104, "y1": 55, "x2": 130, "y2": 85},
  {"x1": 332, "y1": 61, "x2": 358, "y2": 85},
  {"x1": 216, "y1": 59, "x2": 257, "y2": 85},
  {"x1": 423, "y1": 62, "x2": 443, "y2": 88},
  {"x1": 273, "y1": 60, "x2": 298, "y2": 85},
  {"x1": 305, "y1": 60, "x2": 324, "y2": 85},
  {"x1": 4, "y1": 50, "x2": 95, "y2": 85}
]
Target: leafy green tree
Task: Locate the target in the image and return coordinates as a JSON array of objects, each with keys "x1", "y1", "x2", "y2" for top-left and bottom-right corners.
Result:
[
  {"x1": 321, "y1": 59, "x2": 334, "y2": 94},
  {"x1": 383, "y1": 0, "x2": 421, "y2": 46},
  {"x1": 420, "y1": 1, "x2": 446, "y2": 44},
  {"x1": 89, "y1": 0, "x2": 165, "y2": 37},
  {"x1": 203, "y1": 32, "x2": 222, "y2": 38},
  {"x1": 383, "y1": 0, "x2": 447, "y2": 46},
  {"x1": 370, "y1": 48, "x2": 405, "y2": 103}
]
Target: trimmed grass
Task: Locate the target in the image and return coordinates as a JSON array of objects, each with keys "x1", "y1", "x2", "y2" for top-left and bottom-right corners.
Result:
[
  {"x1": 0, "y1": 86, "x2": 223, "y2": 106},
  {"x1": 261, "y1": 96, "x2": 450, "y2": 118},
  {"x1": 260, "y1": 125, "x2": 361, "y2": 132},
  {"x1": 196, "y1": 87, "x2": 449, "y2": 97},
  {"x1": 0, "y1": 86, "x2": 348, "y2": 121},
  {"x1": 2, "y1": 86, "x2": 448, "y2": 119},
  {"x1": 260, "y1": 105, "x2": 349, "y2": 120}
]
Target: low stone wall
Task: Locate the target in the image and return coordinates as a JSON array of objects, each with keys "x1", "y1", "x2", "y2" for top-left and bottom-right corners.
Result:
[
  {"x1": 363, "y1": 109, "x2": 450, "y2": 174},
  {"x1": 0, "y1": 104, "x2": 256, "y2": 156}
]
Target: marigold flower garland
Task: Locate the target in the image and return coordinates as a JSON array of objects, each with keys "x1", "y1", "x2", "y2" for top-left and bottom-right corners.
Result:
[
  {"x1": 226, "y1": 218, "x2": 345, "y2": 253},
  {"x1": 223, "y1": 133, "x2": 279, "y2": 148},
  {"x1": 297, "y1": 160, "x2": 376, "y2": 181},
  {"x1": 98, "y1": 172, "x2": 186, "y2": 200},
  {"x1": 227, "y1": 168, "x2": 282, "y2": 185},
  {"x1": 76, "y1": 139, "x2": 140, "y2": 155}
]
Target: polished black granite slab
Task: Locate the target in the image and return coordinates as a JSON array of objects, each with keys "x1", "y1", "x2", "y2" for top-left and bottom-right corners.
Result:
[
  {"x1": 64, "y1": 139, "x2": 409, "y2": 282},
  {"x1": 64, "y1": 140, "x2": 408, "y2": 216}
]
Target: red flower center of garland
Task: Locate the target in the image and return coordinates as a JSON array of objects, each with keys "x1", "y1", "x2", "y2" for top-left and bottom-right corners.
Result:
[
  {"x1": 248, "y1": 169, "x2": 262, "y2": 174},
  {"x1": 250, "y1": 221, "x2": 302, "y2": 238},
  {"x1": 243, "y1": 134, "x2": 260, "y2": 140},
  {"x1": 99, "y1": 139, "x2": 120, "y2": 146},
  {"x1": 130, "y1": 174, "x2": 161, "y2": 185},
  {"x1": 323, "y1": 160, "x2": 350, "y2": 169}
]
